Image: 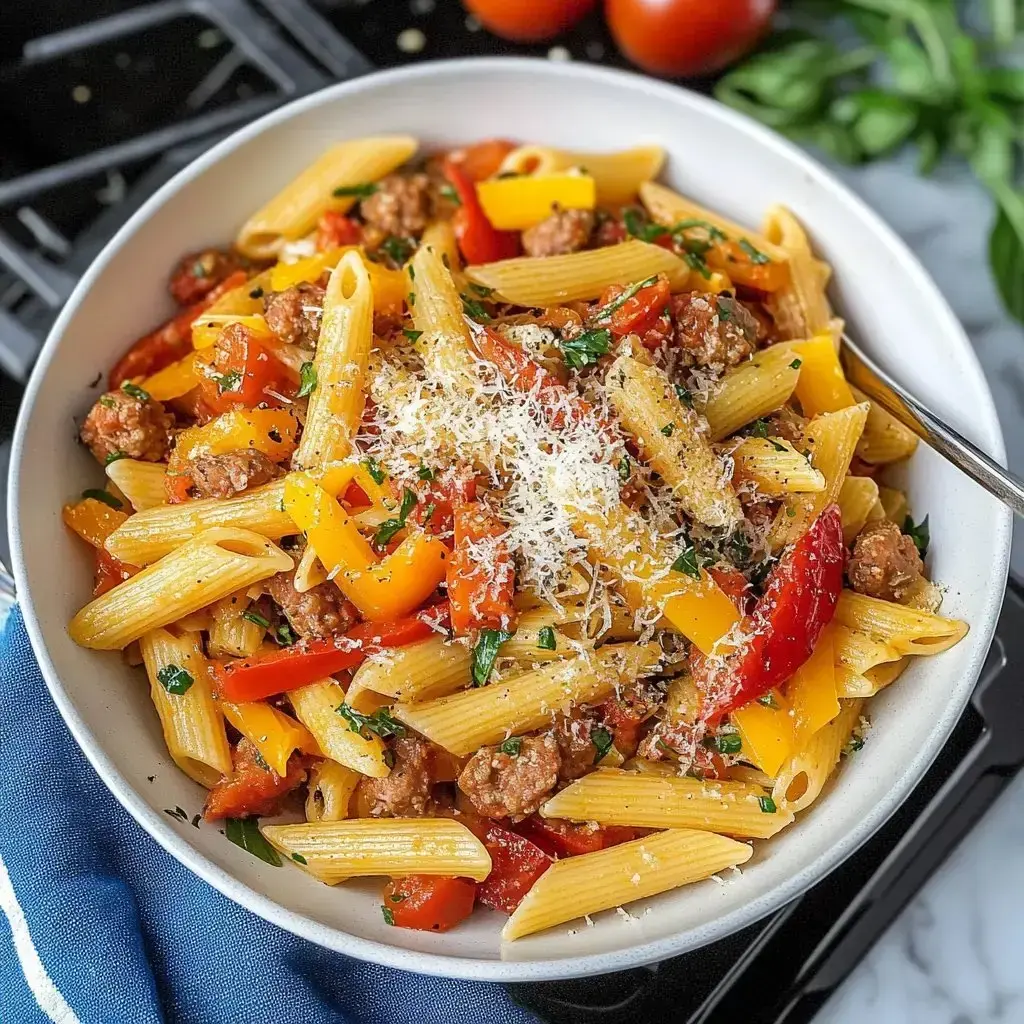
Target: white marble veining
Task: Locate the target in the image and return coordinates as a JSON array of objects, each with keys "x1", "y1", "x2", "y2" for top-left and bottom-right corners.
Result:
[{"x1": 813, "y1": 155, "x2": 1024, "y2": 1023}]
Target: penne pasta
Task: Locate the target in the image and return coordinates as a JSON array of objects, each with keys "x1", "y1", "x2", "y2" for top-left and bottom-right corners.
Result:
[
  {"x1": 393, "y1": 643, "x2": 661, "y2": 756},
  {"x1": 261, "y1": 818, "x2": 491, "y2": 885},
  {"x1": 541, "y1": 768, "x2": 794, "y2": 839},
  {"x1": 730, "y1": 436, "x2": 825, "y2": 496},
  {"x1": 761, "y1": 205, "x2": 833, "y2": 338},
  {"x1": 838, "y1": 476, "x2": 881, "y2": 544},
  {"x1": 877, "y1": 485, "x2": 909, "y2": 525},
  {"x1": 834, "y1": 591, "x2": 968, "y2": 655},
  {"x1": 305, "y1": 759, "x2": 362, "y2": 822},
  {"x1": 851, "y1": 386, "x2": 920, "y2": 465},
  {"x1": 105, "y1": 459, "x2": 166, "y2": 511},
  {"x1": 207, "y1": 591, "x2": 266, "y2": 659},
  {"x1": 503, "y1": 829, "x2": 752, "y2": 941},
  {"x1": 465, "y1": 240, "x2": 689, "y2": 307},
  {"x1": 140, "y1": 627, "x2": 232, "y2": 787},
  {"x1": 351, "y1": 635, "x2": 473, "y2": 703},
  {"x1": 71, "y1": 528, "x2": 292, "y2": 650},
  {"x1": 236, "y1": 135, "x2": 417, "y2": 258}
]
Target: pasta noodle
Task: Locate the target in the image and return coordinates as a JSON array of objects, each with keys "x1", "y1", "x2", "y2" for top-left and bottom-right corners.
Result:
[{"x1": 105, "y1": 459, "x2": 166, "y2": 511}]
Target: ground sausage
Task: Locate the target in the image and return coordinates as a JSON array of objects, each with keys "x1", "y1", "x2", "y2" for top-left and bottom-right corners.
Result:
[
  {"x1": 80, "y1": 388, "x2": 174, "y2": 464},
  {"x1": 359, "y1": 173, "x2": 432, "y2": 238},
  {"x1": 552, "y1": 710, "x2": 596, "y2": 782},
  {"x1": 267, "y1": 567, "x2": 358, "y2": 639},
  {"x1": 263, "y1": 282, "x2": 325, "y2": 348},
  {"x1": 765, "y1": 408, "x2": 808, "y2": 445},
  {"x1": 521, "y1": 208, "x2": 595, "y2": 258},
  {"x1": 169, "y1": 248, "x2": 245, "y2": 306},
  {"x1": 356, "y1": 736, "x2": 435, "y2": 817},
  {"x1": 672, "y1": 292, "x2": 760, "y2": 372},
  {"x1": 847, "y1": 519, "x2": 925, "y2": 603},
  {"x1": 203, "y1": 738, "x2": 307, "y2": 821},
  {"x1": 457, "y1": 733, "x2": 560, "y2": 819},
  {"x1": 188, "y1": 449, "x2": 280, "y2": 499}
]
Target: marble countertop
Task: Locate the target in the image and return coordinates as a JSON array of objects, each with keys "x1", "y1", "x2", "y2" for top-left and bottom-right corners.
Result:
[{"x1": 812, "y1": 155, "x2": 1024, "y2": 1023}]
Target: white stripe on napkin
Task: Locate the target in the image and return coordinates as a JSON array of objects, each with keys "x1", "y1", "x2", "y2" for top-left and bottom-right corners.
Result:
[{"x1": 0, "y1": 854, "x2": 80, "y2": 1023}]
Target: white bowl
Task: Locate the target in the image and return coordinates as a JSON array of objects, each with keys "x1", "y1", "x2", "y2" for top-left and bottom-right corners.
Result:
[{"x1": 8, "y1": 58, "x2": 1011, "y2": 981}]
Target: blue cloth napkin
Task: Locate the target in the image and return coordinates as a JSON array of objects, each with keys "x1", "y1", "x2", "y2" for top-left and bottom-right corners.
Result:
[{"x1": 0, "y1": 607, "x2": 538, "y2": 1024}]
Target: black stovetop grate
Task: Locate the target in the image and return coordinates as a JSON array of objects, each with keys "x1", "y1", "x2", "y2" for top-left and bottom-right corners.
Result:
[{"x1": 1, "y1": 6, "x2": 1021, "y2": 1022}]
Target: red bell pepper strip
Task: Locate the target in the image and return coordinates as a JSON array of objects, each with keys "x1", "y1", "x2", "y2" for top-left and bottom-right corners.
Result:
[
  {"x1": 197, "y1": 323, "x2": 294, "y2": 413},
  {"x1": 706, "y1": 239, "x2": 790, "y2": 293},
  {"x1": 109, "y1": 270, "x2": 248, "y2": 388},
  {"x1": 315, "y1": 210, "x2": 363, "y2": 251},
  {"x1": 599, "y1": 273, "x2": 672, "y2": 339},
  {"x1": 409, "y1": 464, "x2": 478, "y2": 535},
  {"x1": 92, "y1": 547, "x2": 138, "y2": 597},
  {"x1": 470, "y1": 326, "x2": 615, "y2": 442},
  {"x1": 382, "y1": 875, "x2": 477, "y2": 933},
  {"x1": 443, "y1": 159, "x2": 520, "y2": 266},
  {"x1": 515, "y1": 816, "x2": 638, "y2": 858},
  {"x1": 473, "y1": 822, "x2": 550, "y2": 915},
  {"x1": 692, "y1": 504, "x2": 845, "y2": 724},
  {"x1": 212, "y1": 603, "x2": 450, "y2": 703},
  {"x1": 447, "y1": 502, "x2": 517, "y2": 635},
  {"x1": 448, "y1": 139, "x2": 517, "y2": 183},
  {"x1": 203, "y1": 738, "x2": 307, "y2": 821}
]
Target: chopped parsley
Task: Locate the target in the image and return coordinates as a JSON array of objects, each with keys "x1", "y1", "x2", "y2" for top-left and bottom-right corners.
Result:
[
  {"x1": 498, "y1": 736, "x2": 523, "y2": 756},
  {"x1": 336, "y1": 704, "x2": 407, "y2": 739},
  {"x1": 461, "y1": 294, "x2": 492, "y2": 322},
  {"x1": 296, "y1": 361, "x2": 318, "y2": 398},
  {"x1": 618, "y1": 456, "x2": 631, "y2": 482},
  {"x1": 291, "y1": 852, "x2": 307, "y2": 865},
  {"x1": 407, "y1": 291, "x2": 416, "y2": 307},
  {"x1": 439, "y1": 182, "x2": 461, "y2": 205},
  {"x1": 623, "y1": 207, "x2": 668, "y2": 243},
  {"x1": 674, "y1": 384, "x2": 693, "y2": 407},
  {"x1": 591, "y1": 726, "x2": 614, "y2": 763},
  {"x1": 671, "y1": 219, "x2": 727, "y2": 241},
  {"x1": 380, "y1": 235, "x2": 415, "y2": 265},
  {"x1": 660, "y1": 422, "x2": 675, "y2": 437},
  {"x1": 470, "y1": 283, "x2": 495, "y2": 297},
  {"x1": 363, "y1": 456, "x2": 386, "y2": 485},
  {"x1": 593, "y1": 275, "x2": 658, "y2": 321},
  {"x1": 472, "y1": 628, "x2": 514, "y2": 687},
  {"x1": 671, "y1": 545, "x2": 701, "y2": 579},
  {"x1": 81, "y1": 488, "x2": 122, "y2": 509},
  {"x1": 120, "y1": 381, "x2": 150, "y2": 402},
  {"x1": 537, "y1": 625, "x2": 557, "y2": 651},
  {"x1": 332, "y1": 182, "x2": 378, "y2": 198},
  {"x1": 224, "y1": 817, "x2": 282, "y2": 866},
  {"x1": 758, "y1": 795, "x2": 777, "y2": 814},
  {"x1": 844, "y1": 734, "x2": 866, "y2": 756},
  {"x1": 373, "y1": 487, "x2": 418, "y2": 547},
  {"x1": 275, "y1": 622, "x2": 297, "y2": 646},
  {"x1": 769, "y1": 439, "x2": 789, "y2": 453},
  {"x1": 416, "y1": 462, "x2": 435, "y2": 481},
  {"x1": 705, "y1": 733, "x2": 742, "y2": 755},
  {"x1": 757, "y1": 693, "x2": 781, "y2": 709},
  {"x1": 156, "y1": 663, "x2": 194, "y2": 695},
  {"x1": 98, "y1": 395, "x2": 116, "y2": 408},
  {"x1": 739, "y1": 239, "x2": 770, "y2": 264},
  {"x1": 403, "y1": 328, "x2": 423, "y2": 342},
  {"x1": 561, "y1": 328, "x2": 611, "y2": 370},
  {"x1": 750, "y1": 418, "x2": 770, "y2": 438},
  {"x1": 408, "y1": 264, "x2": 415, "y2": 280},
  {"x1": 904, "y1": 514, "x2": 930, "y2": 557},
  {"x1": 789, "y1": 358, "x2": 802, "y2": 369},
  {"x1": 716, "y1": 298, "x2": 733, "y2": 321},
  {"x1": 242, "y1": 609, "x2": 270, "y2": 629},
  {"x1": 381, "y1": 906, "x2": 395, "y2": 926},
  {"x1": 213, "y1": 369, "x2": 243, "y2": 394}
]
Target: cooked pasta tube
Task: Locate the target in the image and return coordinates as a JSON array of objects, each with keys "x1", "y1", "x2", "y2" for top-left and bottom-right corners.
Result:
[
  {"x1": 393, "y1": 643, "x2": 661, "y2": 756},
  {"x1": 540, "y1": 768, "x2": 794, "y2": 839},
  {"x1": 761, "y1": 205, "x2": 833, "y2": 338},
  {"x1": 70, "y1": 528, "x2": 292, "y2": 650},
  {"x1": 105, "y1": 459, "x2": 167, "y2": 511},
  {"x1": 838, "y1": 476, "x2": 881, "y2": 544},
  {"x1": 465, "y1": 240, "x2": 689, "y2": 307},
  {"x1": 293, "y1": 251, "x2": 373, "y2": 470},
  {"x1": 207, "y1": 591, "x2": 265, "y2": 658},
  {"x1": 877, "y1": 485, "x2": 908, "y2": 525},
  {"x1": 140, "y1": 627, "x2": 232, "y2": 787},
  {"x1": 773, "y1": 699, "x2": 864, "y2": 812},
  {"x1": 236, "y1": 135, "x2": 417, "y2": 258},
  {"x1": 730, "y1": 437, "x2": 825, "y2": 496},
  {"x1": 851, "y1": 386, "x2": 920, "y2": 464},
  {"x1": 261, "y1": 818, "x2": 491, "y2": 884},
  {"x1": 834, "y1": 591, "x2": 968, "y2": 655},
  {"x1": 351, "y1": 636, "x2": 473, "y2": 702},
  {"x1": 305, "y1": 760, "x2": 362, "y2": 823},
  {"x1": 607, "y1": 355, "x2": 741, "y2": 528},
  {"x1": 288, "y1": 679, "x2": 390, "y2": 778},
  {"x1": 104, "y1": 480, "x2": 292, "y2": 566},
  {"x1": 502, "y1": 829, "x2": 752, "y2": 941}
]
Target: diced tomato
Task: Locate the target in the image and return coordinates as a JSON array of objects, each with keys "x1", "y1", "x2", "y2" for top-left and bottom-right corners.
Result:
[
  {"x1": 443, "y1": 159, "x2": 520, "y2": 265},
  {"x1": 109, "y1": 271, "x2": 248, "y2": 389},
  {"x1": 602, "y1": 274, "x2": 672, "y2": 339},
  {"x1": 211, "y1": 603, "x2": 450, "y2": 703},
  {"x1": 446, "y1": 502, "x2": 517, "y2": 634},
  {"x1": 516, "y1": 816, "x2": 637, "y2": 858},
  {"x1": 473, "y1": 822, "x2": 550, "y2": 915},
  {"x1": 197, "y1": 323, "x2": 294, "y2": 414},
  {"x1": 315, "y1": 211, "x2": 362, "y2": 251},
  {"x1": 447, "y1": 139, "x2": 517, "y2": 183},
  {"x1": 92, "y1": 547, "x2": 138, "y2": 597},
  {"x1": 692, "y1": 504, "x2": 845, "y2": 724},
  {"x1": 707, "y1": 239, "x2": 790, "y2": 293},
  {"x1": 203, "y1": 738, "x2": 306, "y2": 821},
  {"x1": 382, "y1": 876, "x2": 477, "y2": 933}
]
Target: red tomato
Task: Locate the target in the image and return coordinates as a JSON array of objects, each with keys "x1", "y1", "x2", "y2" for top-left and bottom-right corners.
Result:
[
  {"x1": 92, "y1": 547, "x2": 137, "y2": 597},
  {"x1": 197, "y1": 323, "x2": 293, "y2": 413},
  {"x1": 383, "y1": 876, "x2": 477, "y2": 933},
  {"x1": 443, "y1": 159, "x2": 520, "y2": 265},
  {"x1": 605, "y1": 0, "x2": 776, "y2": 78},
  {"x1": 474, "y1": 823, "x2": 551, "y2": 915},
  {"x1": 462, "y1": 0, "x2": 596, "y2": 42},
  {"x1": 315, "y1": 211, "x2": 362, "y2": 251},
  {"x1": 603, "y1": 274, "x2": 672, "y2": 338}
]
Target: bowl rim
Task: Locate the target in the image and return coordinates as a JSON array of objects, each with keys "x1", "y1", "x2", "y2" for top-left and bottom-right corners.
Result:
[{"x1": 8, "y1": 55, "x2": 1011, "y2": 982}]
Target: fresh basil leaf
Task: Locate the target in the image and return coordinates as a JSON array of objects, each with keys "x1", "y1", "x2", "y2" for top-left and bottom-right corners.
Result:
[
  {"x1": 537, "y1": 626, "x2": 557, "y2": 651},
  {"x1": 561, "y1": 328, "x2": 611, "y2": 370},
  {"x1": 498, "y1": 736, "x2": 523, "y2": 756},
  {"x1": 967, "y1": 102, "x2": 1015, "y2": 188},
  {"x1": 671, "y1": 545, "x2": 701, "y2": 580},
  {"x1": 336, "y1": 703, "x2": 407, "y2": 738},
  {"x1": 831, "y1": 90, "x2": 920, "y2": 157},
  {"x1": 591, "y1": 726, "x2": 614, "y2": 763},
  {"x1": 880, "y1": 34, "x2": 939, "y2": 100},
  {"x1": 81, "y1": 488, "x2": 122, "y2": 509},
  {"x1": 983, "y1": 66, "x2": 1024, "y2": 101},
  {"x1": 225, "y1": 818, "x2": 281, "y2": 866},
  {"x1": 471, "y1": 628, "x2": 513, "y2": 687},
  {"x1": 363, "y1": 456, "x2": 386, "y2": 485},
  {"x1": 903, "y1": 513, "x2": 930, "y2": 557},
  {"x1": 156, "y1": 663, "x2": 194, "y2": 695},
  {"x1": 297, "y1": 361, "x2": 317, "y2": 398},
  {"x1": 374, "y1": 487, "x2": 418, "y2": 547},
  {"x1": 990, "y1": 197, "x2": 1024, "y2": 323}
]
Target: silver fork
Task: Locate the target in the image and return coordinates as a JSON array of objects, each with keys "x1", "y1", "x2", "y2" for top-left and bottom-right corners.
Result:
[{"x1": 840, "y1": 333, "x2": 1024, "y2": 517}]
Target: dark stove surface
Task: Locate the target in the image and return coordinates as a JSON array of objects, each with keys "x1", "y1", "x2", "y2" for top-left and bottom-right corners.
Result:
[{"x1": 1, "y1": 6, "x2": 1022, "y2": 1022}]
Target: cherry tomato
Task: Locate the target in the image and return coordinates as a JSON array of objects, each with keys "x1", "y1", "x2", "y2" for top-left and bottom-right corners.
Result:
[
  {"x1": 605, "y1": 0, "x2": 776, "y2": 78},
  {"x1": 462, "y1": 0, "x2": 596, "y2": 42}
]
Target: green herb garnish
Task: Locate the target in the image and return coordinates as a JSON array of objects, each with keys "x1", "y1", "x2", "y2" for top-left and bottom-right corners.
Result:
[
  {"x1": 363, "y1": 456, "x2": 386, "y2": 485},
  {"x1": 213, "y1": 369, "x2": 243, "y2": 394},
  {"x1": 618, "y1": 456, "x2": 631, "y2": 482},
  {"x1": 276, "y1": 622, "x2": 297, "y2": 646},
  {"x1": 81, "y1": 488, "x2": 122, "y2": 509},
  {"x1": 904, "y1": 514, "x2": 930, "y2": 557},
  {"x1": 225, "y1": 817, "x2": 281, "y2": 866},
  {"x1": 758, "y1": 795, "x2": 777, "y2": 814},
  {"x1": 374, "y1": 487, "x2": 418, "y2": 547},
  {"x1": 498, "y1": 736, "x2": 523, "y2": 756},
  {"x1": 623, "y1": 207, "x2": 668, "y2": 243},
  {"x1": 242, "y1": 609, "x2": 270, "y2": 629},
  {"x1": 156, "y1": 663, "x2": 194, "y2": 695},
  {"x1": 591, "y1": 726, "x2": 614, "y2": 763},
  {"x1": 417, "y1": 462, "x2": 435, "y2": 481},
  {"x1": 757, "y1": 693, "x2": 781, "y2": 709},
  {"x1": 674, "y1": 384, "x2": 693, "y2": 407},
  {"x1": 120, "y1": 381, "x2": 150, "y2": 402},
  {"x1": 750, "y1": 419, "x2": 770, "y2": 438},
  {"x1": 291, "y1": 852, "x2": 307, "y2": 865},
  {"x1": 249, "y1": 286, "x2": 264, "y2": 299},
  {"x1": 472, "y1": 628, "x2": 514, "y2": 686},
  {"x1": 381, "y1": 906, "x2": 395, "y2": 925},
  {"x1": 537, "y1": 625, "x2": 557, "y2": 651},
  {"x1": 336, "y1": 703, "x2": 407, "y2": 739},
  {"x1": 705, "y1": 733, "x2": 742, "y2": 755},
  {"x1": 439, "y1": 183, "x2": 461, "y2": 205},
  {"x1": 380, "y1": 235, "x2": 415, "y2": 265},
  {"x1": 671, "y1": 545, "x2": 701, "y2": 580},
  {"x1": 593, "y1": 275, "x2": 659, "y2": 321},
  {"x1": 660, "y1": 422, "x2": 675, "y2": 437},
  {"x1": 333, "y1": 183, "x2": 378, "y2": 198},
  {"x1": 738, "y1": 239, "x2": 770, "y2": 264},
  {"x1": 296, "y1": 361, "x2": 317, "y2": 398},
  {"x1": 461, "y1": 294, "x2": 492, "y2": 322},
  {"x1": 98, "y1": 395, "x2": 116, "y2": 408},
  {"x1": 403, "y1": 328, "x2": 423, "y2": 342},
  {"x1": 561, "y1": 328, "x2": 611, "y2": 370},
  {"x1": 789, "y1": 358, "x2": 803, "y2": 369}
]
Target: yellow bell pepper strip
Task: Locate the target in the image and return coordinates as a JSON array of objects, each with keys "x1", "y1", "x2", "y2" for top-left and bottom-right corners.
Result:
[
  {"x1": 140, "y1": 350, "x2": 203, "y2": 401},
  {"x1": 169, "y1": 409, "x2": 300, "y2": 469},
  {"x1": 62, "y1": 497, "x2": 129, "y2": 549},
  {"x1": 191, "y1": 313, "x2": 276, "y2": 350},
  {"x1": 219, "y1": 700, "x2": 320, "y2": 776},
  {"x1": 476, "y1": 173, "x2": 597, "y2": 230},
  {"x1": 785, "y1": 334, "x2": 854, "y2": 417},
  {"x1": 731, "y1": 689, "x2": 797, "y2": 777},
  {"x1": 283, "y1": 472, "x2": 449, "y2": 621}
]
